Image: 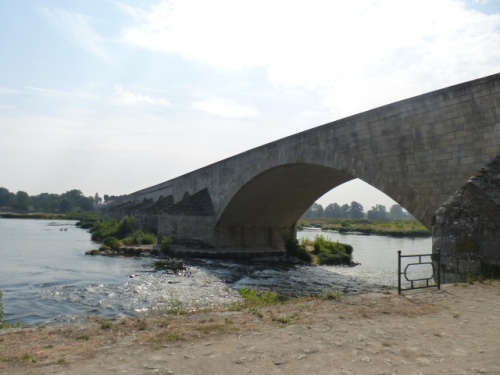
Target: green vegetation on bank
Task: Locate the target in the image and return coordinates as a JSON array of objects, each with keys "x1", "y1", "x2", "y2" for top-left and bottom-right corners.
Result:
[
  {"x1": 283, "y1": 231, "x2": 354, "y2": 266},
  {"x1": 298, "y1": 218, "x2": 430, "y2": 237},
  {"x1": 88, "y1": 216, "x2": 158, "y2": 251},
  {"x1": 239, "y1": 287, "x2": 282, "y2": 306},
  {"x1": 303, "y1": 235, "x2": 354, "y2": 265}
]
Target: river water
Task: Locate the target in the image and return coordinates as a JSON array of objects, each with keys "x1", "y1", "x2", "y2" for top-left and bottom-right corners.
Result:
[{"x1": 0, "y1": 219, "x2": 431, "y2": 325}]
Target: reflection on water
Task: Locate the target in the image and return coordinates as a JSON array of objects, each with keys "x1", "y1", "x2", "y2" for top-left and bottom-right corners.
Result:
[{"x1": 0, "y1": 220, "x2": 431, "y2": 325}]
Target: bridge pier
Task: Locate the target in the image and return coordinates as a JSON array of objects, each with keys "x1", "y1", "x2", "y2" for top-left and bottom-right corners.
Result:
[
  {"x1": 157, "y1": 215, "x2": 292, "y2": 251},
  {"x1": 433, "y1": 155, "x2": 500, "y2": 282},
  {"x1": 214, "y1": 223, "x2": 293, "y2": 251}
]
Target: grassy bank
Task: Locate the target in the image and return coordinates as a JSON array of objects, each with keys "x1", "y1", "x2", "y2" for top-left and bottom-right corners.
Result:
[{"x1": 298, "y1": 218, "x2": 431, "y2": 237}]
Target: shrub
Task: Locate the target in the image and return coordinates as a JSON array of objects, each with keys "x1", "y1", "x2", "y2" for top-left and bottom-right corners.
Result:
[
  {"x1": 282, "y1": 231, "x2": 312, "y2": 262},
  {"x1": 297, "y1": 247, "x2": 313, "y2": 262},
  {"x1": 161, "y1": 237, "x2": 173, "y2": 254},
  {"x1": 313, "y1": 235, "x2": 353, "y2": 266},
  {"x1": 121, "y1": 236, "x2": 137, "y2": 246},
  {"x1": 317, "y1": 252, "x2": 352, "y2": 265},
  {"x1": 141, "y1": 232, "x2": 157, "y2": 245},
  {"x1": 117, "y1": 216, "x2": 136, "y2": 238},
  {"x1": 103, "y1": 236, "x2": 119, "y2": 249},
  {"x1": 128, "y1": 230, "x2": 157, "y2": 245},
  {"x1": 343, "y1": 244, "x2": 354, "y2": 255},
  {"x1": 91, "y1": 220, "x2": 119, "y2": 241}
]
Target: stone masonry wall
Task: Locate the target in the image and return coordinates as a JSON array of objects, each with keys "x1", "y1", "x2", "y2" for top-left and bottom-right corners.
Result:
[{"x1": 433, "y1": 155, "x2": 500, "y2": 282}]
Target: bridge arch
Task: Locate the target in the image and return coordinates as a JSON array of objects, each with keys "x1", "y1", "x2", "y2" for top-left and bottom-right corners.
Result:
[{"x1": 214, "y1": 156, "x2": 434, "y2": 249}]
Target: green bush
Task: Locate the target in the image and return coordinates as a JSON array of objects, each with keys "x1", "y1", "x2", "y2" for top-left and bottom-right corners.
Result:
[
  {"x1": 90, "y1": 219, "x2": 119, "y2": 241},
  {"x1": 128, "y1": 230, "x2": 157, "y2": 245},
  {"x1": 161, "y1": 237, "x2": 173, "y2": 254},
  {"x1": 282, "y1": 231, "x2": 312, "y2": 262},
  {"x1": 297, "y1": 247, "x2": 313, "y2": 262},
  {"x1": 121, "y1": 236, "x2": 137, "y2": 246},
  {"x1": 118, "y1": 216, "x2": 136, "y2": 238},
  {"x1": 317, "y1": 252, "x2": 352, "y2": 265},
  {"x1": 343, "y1": 244, "x2": 353, "y2": 255},
  {"x1": 313, "y1": 235, "x2": 353, "y2": 266},
  {"x1": 103, "y1": 236, "x2": 119, "y2": 249},
  {"x1": 140, "y1": 232, "x2": 157, "y2": 245},
  {"x1": 90, "y1": 216, "x2": 136, "y2": 242}
]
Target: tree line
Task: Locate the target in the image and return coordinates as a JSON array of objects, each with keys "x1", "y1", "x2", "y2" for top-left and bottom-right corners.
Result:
[
  {"x1": 0, "y1": 186, "x2": 412, "y2": 221},
  {"x1": 301, "y1": 201, "x2": 412, "y2": 221},
  {"x1": 0, "y1": 187, "x2": 118, "y2": 213}
]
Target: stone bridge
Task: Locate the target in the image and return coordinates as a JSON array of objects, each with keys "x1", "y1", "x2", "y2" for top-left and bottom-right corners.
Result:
[{"x1": 102, "y1": 73, "x2": 500, "y2": 280}]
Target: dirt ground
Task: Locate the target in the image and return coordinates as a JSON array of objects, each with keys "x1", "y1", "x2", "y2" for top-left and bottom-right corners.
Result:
[{"x1": 1, "y1": 282, "x2": 499, "y2": 375}]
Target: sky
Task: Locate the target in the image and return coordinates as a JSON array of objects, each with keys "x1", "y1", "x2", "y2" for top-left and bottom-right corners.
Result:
[{"x1": 1, "y1": 0, "x2": 500, "y2": 212}]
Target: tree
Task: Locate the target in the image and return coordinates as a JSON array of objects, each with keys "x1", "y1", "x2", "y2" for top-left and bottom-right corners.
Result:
[
  {"x1": 315, "y1": 203, "x2": 324, "y2": 218},
  {"x1": 59, "y1": 198, "x2": 71, "y2": 213},
  {"x1": 324, "y1": 203, "x2": 341, "y2": 218},
  {"x1": 302, "y1": 203, "x2": 324, "y2": 218},
  {"x1": 350, "y1": 201, "x2": 364, "y2": 218},
  {"x1": 367, "y1": 204, "x2": 389, "y2": 221},
  {"x1": 94, "y1": 193, "x2": 102, "y2": 205},
  {"x1": 14, "y1": 191, "x2": 30, "y2": 212},
  {"x1": 0, "y1": 187, "x2": 14, "y2": 207},
  {"x1": 340, "y1": 204, "x2": 350, "y2": 218},
  {"x1": 389, "y1": 204, "x2": 404, "y2": 219}
]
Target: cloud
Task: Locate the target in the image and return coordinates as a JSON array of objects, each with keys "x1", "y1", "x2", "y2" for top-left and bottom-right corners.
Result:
[
  {"x1": 109, "y1": 85, "x2": 171, "y2": 107},
  {"x1": 191, "y1": 97, "x2": 259, "y2": 118},
  {"x1": 43, "y1": 7, "x2": 112, "y2": 62},
  {"x1": 24, "y1": 86, "x2": 63, "y2": 96},
  {"x1": 121, "y1": 0, "x2": 500, "y2": 117}
]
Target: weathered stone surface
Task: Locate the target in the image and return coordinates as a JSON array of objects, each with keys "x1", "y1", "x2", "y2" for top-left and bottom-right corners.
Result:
[{"x1": 433, "y1": 155, "x2": 500, "y2": 281}]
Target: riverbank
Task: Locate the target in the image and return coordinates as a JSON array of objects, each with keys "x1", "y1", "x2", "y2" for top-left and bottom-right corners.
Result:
[
  {"x1": 1, "y1": 282, "x2": 498, "y2": 374},
  {"x1": 299, "y1": 218, "x2": 431, "y2": 237}
]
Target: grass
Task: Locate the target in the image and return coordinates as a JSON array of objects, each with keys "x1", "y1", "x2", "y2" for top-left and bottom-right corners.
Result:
[
  {"x1": 320, "y1": 288, "x2": 342, "y2": 300},
  {"x1": 149, "y1": 331, "x2": 180, "y2": 344},
  {"x1": 269, "y1": 311, "x2": 300, "y2": 325},
  {"x1": 97, "y1": 319, "x2": 113, "y2": 330},
  {"x1": 196, "y1": 323, "x2": 235, "y2": 335},
  {"x1": 0, "y1": 353, "x2": 37, "y2": 364},
  {"x1": 238, "y1": 287, "x2": 282, "y2": 307}
]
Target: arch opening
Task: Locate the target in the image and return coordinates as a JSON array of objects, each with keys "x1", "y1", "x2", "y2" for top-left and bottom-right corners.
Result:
[{"x1": 215, "y1": 163, "x2": 354, "y2": 249}]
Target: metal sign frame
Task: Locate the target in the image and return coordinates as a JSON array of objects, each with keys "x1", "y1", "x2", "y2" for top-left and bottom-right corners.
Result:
[{"x1": 398, "y1": 250, "x2": 441, "y2": 294}]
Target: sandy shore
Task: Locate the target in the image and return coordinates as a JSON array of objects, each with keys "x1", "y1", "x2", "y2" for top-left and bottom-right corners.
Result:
[{"x1": 1, "y1": 282, "x2": 499, "y2": 375}]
